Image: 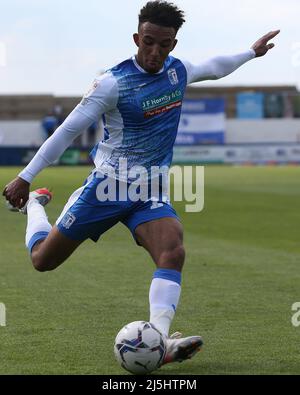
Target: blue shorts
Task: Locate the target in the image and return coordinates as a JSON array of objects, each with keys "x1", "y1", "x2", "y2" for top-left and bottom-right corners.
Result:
[{"x1": 56, "y1": 170, "x2": 179, "y2": 243}]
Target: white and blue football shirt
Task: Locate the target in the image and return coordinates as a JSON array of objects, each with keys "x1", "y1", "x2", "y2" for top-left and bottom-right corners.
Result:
[
  {"x1": 18, "y1": 50, "x2": 255, "y2": 183},
  {"x1": 80, "y1": 55, "x2": 187, "y2": 179}
]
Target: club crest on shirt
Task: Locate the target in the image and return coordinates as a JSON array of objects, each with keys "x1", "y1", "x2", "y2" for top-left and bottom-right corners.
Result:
[{"x1": 168, "y1": 68, "x2": 179, "y2": 85}]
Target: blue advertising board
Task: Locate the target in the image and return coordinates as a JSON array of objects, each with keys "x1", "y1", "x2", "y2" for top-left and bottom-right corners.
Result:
[
  {"x1": 176, "y1": 98, "x2": 225, "y2": 145},
  {"x1": 236, "y1": 92, "x2": 264, "y2": 119}
]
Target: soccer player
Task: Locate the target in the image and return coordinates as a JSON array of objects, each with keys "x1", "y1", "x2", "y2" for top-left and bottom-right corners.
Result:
[{"x1": 3, "y1": 1, "x2": 279, "y2": 367}]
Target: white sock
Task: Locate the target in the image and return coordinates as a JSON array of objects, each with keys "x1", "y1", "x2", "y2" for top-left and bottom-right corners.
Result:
[
  {"x1": 25, "y1": 200, "x2": 52, "y2": 253},
  {"x1": 149, "y1": 269, "x2": 182, "y2": 337}
]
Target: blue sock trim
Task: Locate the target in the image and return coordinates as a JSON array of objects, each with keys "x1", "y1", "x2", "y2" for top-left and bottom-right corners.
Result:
[
  {"x1": 27, "y1": 231, "x2": 49, "y2": 253},
  {"x1": 153, "y1": 269, "x2": 182, "y2": 285}
]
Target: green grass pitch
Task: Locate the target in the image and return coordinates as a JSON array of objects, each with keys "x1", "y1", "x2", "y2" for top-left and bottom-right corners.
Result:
[{"x1": 0, "y1": 165, "x2": 300, "y2": 375}]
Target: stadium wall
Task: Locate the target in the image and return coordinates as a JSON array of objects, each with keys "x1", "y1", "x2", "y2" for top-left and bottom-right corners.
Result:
[
  {"x1": 0, "y1": 120, "x2": 44, "y2": 146},
  {"x1": 0, "y1": 120, "x2": 103, "y2": 147},
  {"x1": 1, "y1": 119, "x2": 300, "y2": 147},
  {"x1": 1, "y1": 144, "x2": 300, "y2": 166},
  {"x1": 226, "y1": 119, "x2": 300, "y2": 144}
]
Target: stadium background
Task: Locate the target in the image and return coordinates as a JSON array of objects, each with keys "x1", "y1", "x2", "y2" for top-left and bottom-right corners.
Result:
[
  {"x1": 1, "y1": 0, "x2": 300, "y2": 376},
  {"x1": 1, "y1": 85, "x2": 300, "y2": 165}
]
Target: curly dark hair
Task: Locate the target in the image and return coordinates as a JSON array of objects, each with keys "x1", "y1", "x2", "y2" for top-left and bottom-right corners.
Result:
[{"x1": 139, "y1": 1, "x2": 185, "y2": 32}]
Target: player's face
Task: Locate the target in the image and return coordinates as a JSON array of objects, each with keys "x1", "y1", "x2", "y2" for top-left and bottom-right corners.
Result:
[{"x1": 133, "y1": 22, "x2": 177, "y2": 74}]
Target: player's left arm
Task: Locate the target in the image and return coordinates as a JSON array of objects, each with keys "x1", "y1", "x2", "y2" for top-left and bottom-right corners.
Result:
[{"x1": 183, "y1": 30, "x2": 280, "y2": 84}]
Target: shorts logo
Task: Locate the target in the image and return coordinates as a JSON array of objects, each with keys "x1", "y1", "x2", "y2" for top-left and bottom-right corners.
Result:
[
  {"x1": 150, "y1": 200, "x2": 164, "y2": 210},
  {"x1": 61, "y1": 212, "x2": 76, "y2": 229},
  {"x1": 168, "y1": 68, "x2": 179, "y2": 85}
]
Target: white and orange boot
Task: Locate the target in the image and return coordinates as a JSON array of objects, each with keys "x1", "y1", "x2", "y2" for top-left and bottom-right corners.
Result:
[
  {"x1": 162, "y1": 332, "x2": 203, "y2": 365},
  {"x1": 6, "y1": 188, "x2": 52, "y2": 214}
]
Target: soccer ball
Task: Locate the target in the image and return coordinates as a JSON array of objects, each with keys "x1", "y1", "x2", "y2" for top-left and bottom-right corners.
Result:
[{"x1": 114, "y1": 321, "x2": 166, "y2": 374}]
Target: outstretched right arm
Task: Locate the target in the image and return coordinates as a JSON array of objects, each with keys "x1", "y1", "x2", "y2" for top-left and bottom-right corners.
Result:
[{"x1": 3, "y1": 72, "x2": 118, "y2": 209}]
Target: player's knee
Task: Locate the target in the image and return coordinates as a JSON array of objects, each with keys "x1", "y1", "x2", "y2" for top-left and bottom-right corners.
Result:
[
  {"x1": 32, "y1": 259, "x2": 52, "y2": 272},
  {"x1": 31, "y1": 253, "x2": 57, "y2": 272},
  {"x1": 158, "y1": 245, "x2": 185, "y2": 271}
]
